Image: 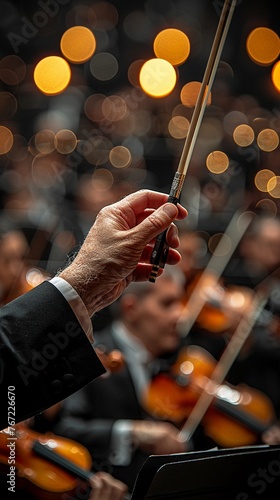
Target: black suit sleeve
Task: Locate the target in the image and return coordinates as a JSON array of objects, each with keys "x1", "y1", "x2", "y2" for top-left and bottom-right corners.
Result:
[{"x1": 0, "y1": 281, "x2": 105, "y2": 430}]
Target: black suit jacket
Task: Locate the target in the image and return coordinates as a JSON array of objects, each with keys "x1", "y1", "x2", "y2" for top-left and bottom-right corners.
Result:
[
  {"x1": 0, "y1": 281, "x2": 105, "y2": 430},
  {"x1": 52, "y1": 326, "x2": 154, "y2": 491}
]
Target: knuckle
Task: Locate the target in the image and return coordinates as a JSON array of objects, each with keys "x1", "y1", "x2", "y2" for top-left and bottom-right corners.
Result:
[{"x1": 148, "y1": 212, "x2": 163, "y2": 231}]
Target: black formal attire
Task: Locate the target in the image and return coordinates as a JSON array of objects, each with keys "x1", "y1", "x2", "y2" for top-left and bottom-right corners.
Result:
[{"x1": 0, "y1": 280, "x2": 105, "y2": 431}]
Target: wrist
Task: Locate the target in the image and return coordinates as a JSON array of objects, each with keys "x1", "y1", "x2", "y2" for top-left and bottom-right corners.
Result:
[{"x1": 59, "y1": 260, "x2": 107, "y2": 317}]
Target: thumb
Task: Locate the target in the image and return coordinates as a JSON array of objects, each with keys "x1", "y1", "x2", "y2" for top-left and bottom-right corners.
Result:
[{"x1": 136, "y1": 203, "x2": 179, "y2": 243}]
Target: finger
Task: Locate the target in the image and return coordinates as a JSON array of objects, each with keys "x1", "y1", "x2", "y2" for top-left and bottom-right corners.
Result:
[
  {"x1": 135, "y1": 220, "x2": 180, "y2": 250},
  {"x1": 137, "y1": 243, "x2": 181, "y2": 265},
  {"x1": 90, "y1": 478, "x2": 111, "y2": 500},
  {"x1": 120, "y1": 189, "x2": 188, "y2": 220},
  {"x1": 165, "y1": 247, "x2": 182, "y2": 265},
  {"x1": 89, "y1": 475, "x2": 103, "y2": 499},
  {"x1": 135, "y1": 209, "x2": 156, "y2": 225},
  {"x1": 132, "y1": 263, "x2": 162, "y2": 282},
  {"x1": 135, "y1": 204, "x2": 187, "y2": 226},
  {"x1": 122, "y1": 189, "x2": 170, "y2": 215},
  {"x1": 90, "y1": 472, "x2": 128, "y2": 500},
  {"x1": 176, "y1": 203, "x2": 188, "y2": 220},
  {"x1": 132, "y1": 203, "x2": 182, "y2": 247},
  {"x1": 262, "y1": 427, "x2": 280, "y2": 444},
  {"x1": 132, "y1": 254, "x2": 181, "y2": 281},
  {"x1": 166, "y1": 223, "x2": 180, "y2": 248}
]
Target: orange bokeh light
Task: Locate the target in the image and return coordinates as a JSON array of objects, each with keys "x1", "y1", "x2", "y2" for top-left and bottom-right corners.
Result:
[
  {"x1": 246, "y1": 27, "x2": 280, "y2": 65},
  {"x1": 272, "y1": 60, "x2": 280, "y2": 93},
  {"x1": 180, "y1": 81, "x2": 211, "y2": 107},
  {"x1": 139, "y1": 58, "x2": 177, "y2": 98},
  {"x1": 153, "y1": 28, "x2": 190, "y2": 66},
  {"x1": 34, "y1": 56, "x2": 71, "y2": 95},
  {"x1": 60, "y1": 26, "x2": 96, "y2": 64}
]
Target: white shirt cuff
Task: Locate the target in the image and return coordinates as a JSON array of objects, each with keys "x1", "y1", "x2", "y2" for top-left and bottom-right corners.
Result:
[
  {"x1": 49, "y1": 276, "x2": 93, "y2": 340},
  {"x1": 110, "y1": 420, "x2": 134, "y2": 466}
]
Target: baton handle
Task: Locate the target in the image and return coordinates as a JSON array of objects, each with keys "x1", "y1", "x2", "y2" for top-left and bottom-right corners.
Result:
[{"x1": 149, "y1": 173, "x2": 185, "y2": 282}]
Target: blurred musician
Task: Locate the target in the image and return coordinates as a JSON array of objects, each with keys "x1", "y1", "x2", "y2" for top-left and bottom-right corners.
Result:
[{"x1": 0, "y1": 230, "x2": 35, "y2": 305}]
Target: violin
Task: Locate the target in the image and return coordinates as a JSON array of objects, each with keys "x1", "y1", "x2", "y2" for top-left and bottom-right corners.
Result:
[
  {"x1": 180, "y1": 270, "x2": 255, "y2": 335},
  {"x1": 0, "y1": 423, "x2": 93, "y2": 498},
  {"x1": 143, "y1": 344, "x2": 276, "y2": 447}
]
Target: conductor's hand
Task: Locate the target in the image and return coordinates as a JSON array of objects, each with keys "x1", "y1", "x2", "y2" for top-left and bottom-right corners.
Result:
[
  {"x1": 60, "y1": 189, "x2": 187, "y2": 317},
  {"x1": 89, "y1": 472, "x2": 128, "y2": 500}
]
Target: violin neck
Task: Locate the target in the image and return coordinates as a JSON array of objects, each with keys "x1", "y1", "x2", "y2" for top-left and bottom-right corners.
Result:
[{"x1": 33, "y1": 441, "x2": 93, "y2": 483}]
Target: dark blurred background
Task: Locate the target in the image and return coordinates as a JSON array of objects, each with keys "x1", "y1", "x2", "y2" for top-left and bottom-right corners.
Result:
[{"x1": 0, "y1": 0, "x2": 279, "y2": 275}]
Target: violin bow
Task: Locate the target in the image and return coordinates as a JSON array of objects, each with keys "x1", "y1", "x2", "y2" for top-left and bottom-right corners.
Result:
[
  {"x1": 149, "y1": 0, "x2": 237, "y2": 282},
  {"x1": 178, "y1": 288, "x2": 270, "y2": 444},
  {"x1": 177, "y1": 209, "x2": 254, "y2": 338}
]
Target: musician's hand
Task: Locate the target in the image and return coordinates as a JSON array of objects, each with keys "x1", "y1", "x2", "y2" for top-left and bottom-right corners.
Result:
[
  {"x1": 89, "y1": 472, "x2": 128, "y2": 500},
  {"x1": 262, "y1": 422, "x2": 280, "y2": 445},
  {"x1": 131, "y1": 420, "x2": 188, "y2": 455},
  {"x1": 60, "y1": 189, "x2": 187, "y2": 318}
]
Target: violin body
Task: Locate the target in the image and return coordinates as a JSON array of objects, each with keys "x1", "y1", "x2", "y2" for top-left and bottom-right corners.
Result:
[
  {"x1": 0, "y1": 423, "x2": 92, "y2": 497},
  {"x1": 144, "y1": 345, "x2": 276, "y2": 447}
]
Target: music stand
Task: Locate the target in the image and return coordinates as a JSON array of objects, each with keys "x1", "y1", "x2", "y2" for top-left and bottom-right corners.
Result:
[{"x1": 130, "y1": 444, "x2": 280, "y2": 499}]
